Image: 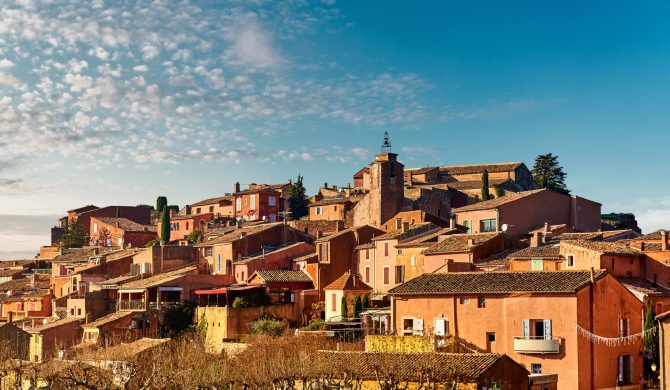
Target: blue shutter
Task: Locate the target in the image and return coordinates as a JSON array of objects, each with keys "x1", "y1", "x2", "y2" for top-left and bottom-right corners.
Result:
[
  {"x1": 543, "y1": 319, "x2": 552, "y2": 340},
  {"x1": 522, "y1": 319, "x2": 530, "y2": 339}
]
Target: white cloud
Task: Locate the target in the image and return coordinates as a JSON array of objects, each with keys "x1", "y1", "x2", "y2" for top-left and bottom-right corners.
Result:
[
  {"x1": 0, "y1": 72, "x2": 22, "y2": 89},
  {"x1": 229, "y1": 14, "x2": 281, "y2": 69},
  {"x1": 133, "y1": 64, "x2": 148, "y2": 72},
  {"x1": 0, "y1": 59, "x2": 15, "y2": 68}
]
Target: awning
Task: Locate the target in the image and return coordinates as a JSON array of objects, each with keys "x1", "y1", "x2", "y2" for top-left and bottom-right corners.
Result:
[
  {"x1": 194, "y1": 285, "x2": 261, "y2": 295},
  {"x1": 158, "y1": 287, "x2": 183, "y2": 292},
  {"x1": 118, "y1": 289, "x2": 146, "y2": 294}
]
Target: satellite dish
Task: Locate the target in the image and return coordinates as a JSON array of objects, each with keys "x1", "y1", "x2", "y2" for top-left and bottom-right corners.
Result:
[{"x1": 501, "y1": 224, "x2": 508, "y2": 232}]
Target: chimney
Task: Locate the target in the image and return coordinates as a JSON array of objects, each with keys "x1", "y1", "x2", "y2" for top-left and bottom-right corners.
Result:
[
  {"x1": 467, "y1": 238, "x2": 475, "y2": 247},
  {"x1": 316, "y1": 231, "x2": 323, "y2": 239},
  {"x1": 662, "y1": 230, "x2": 668, "y2": 251},
  {"x1": 234, "y1": 181, "x2": 241, "y2": 193},
  {"x1": 353, "y1": 273, "x2": 358, "y2": 287},
  {"x1": 324, "y1": 182, "x2": 328, "y2": 189},
  {"x1": 544, "y1": 222, "x2": 550, "y2": 234},
  {"x1": 395, "y1": 218, "x2": 403, "y2": 231},
  {"x1": 401, "y1": 222, "x2": 410, "y2": 233},
  {"x1": 336, "y1": 221, "x2": 344, "y2": 232},
  {"x1": 30, "y1": 273, "x2": 36, "y2": 288},
  {"x1": 530, "y1": 232, "x2": 543, "y2": 247},
  {"x1": 7, "y1": 312, "x2": 12, "y2": 324},
  {"x1": 450, "y1": 215, "x2": 456, "y2": 229}
]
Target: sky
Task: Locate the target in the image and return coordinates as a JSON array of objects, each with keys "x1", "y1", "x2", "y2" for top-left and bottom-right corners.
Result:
[{"x1": 1, "y1": 0, "x2": 669, "y2": 259}]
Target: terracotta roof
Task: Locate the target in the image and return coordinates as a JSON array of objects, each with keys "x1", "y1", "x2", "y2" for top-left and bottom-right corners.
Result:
[
  {"x1": 0, "y1": 274, "x2": 50, "y2": 292},
  {"x1": 388, "y1": 270, "x2": 607, "y2": 295},
  {"x1": 529, "y1": 224, "x2": 568, "y2": 234},
  {"x1": 67, "y1": 205, "x2": 99, "y2": 213},
  {"x1": 0, "y1": 268, "x2": 24, "y2": 278},
  {"x1": 2, "y1": 288, "x2": 50, "y2": 302},
  {"x1": 251, "y1": 270, "x2": 312, "y2": 283},
  {"x1": 619, "y1": 277, "x2": 670, "y2": 297},
  {"x1": 309, "y1": 197, "x2": 354, "y2": 207},
  {"x1": 410, "y1": 166, "x2": 439, "y2": 175},
  {"x1": 196, "y1": 223, "x2": 281, "y2": 247},
  {"x1": 372, "y1": 223, "x2": 438, "y2": 241},
  {"x1": 506, "y1": 245, "x2": 561, "y2": 259},
  {"x1": 423, "y1": 232, "x2": 501, "y2": 255},
  {"x1": 560, "y1": 240, "x2": 640, "y2": 255},
  {"x1": 554, "y1": 232, "x2": 603, "y2": 241},
  {"x1": 355, "y1": 242, "x2": 375, "y2": 250},
  {"x1": 90, "y1": 338, "x2": 170, "y2": 361},
  {"x1": 316, "y1": 351, "x2": 520, "y2": 381},
  {"x1": 95, "y1": 217, "x2": 156, "y2": 232},
  {"x1": 26, "y1": 317, "x2": 81, "y2": 333},
  {"x1": 640, "y1": 229, "x2": 668, "y2": 241},
  {"x1": 474, "y1": 252, "x2": 511, "y2": 271},
  {"x1": 602, "y1": 229, "x2": 641, "y2": 240},
  {"x1": 657, "y1": 310, "x2": 670, "y2": 321},
  {"x1": 233, "y1": 187, "x2": 281, "y2": 196},
  {"x1": 170, "y1": 213, "x2": 213, "y2": 221},
  {"x1": 444, "y1": 179, "x2": 511, "y2": 191},
  {"x1": 324, "y1": 272, "x2": 372, "y2": 291},
  {"x1": 103, "y1": 248, "x2": 145, "y2": 262},
  {"x1": 51, "y1": 247, "x2": 119, "y2": 264},
  {"x1": 235, "y1": 242, "x2": 313, "y2": 264},
  {"x1": 396, "y1": 228, "x2": 461, "y2": 248},
  {"x1": 94, "y1": 274, "x2": 140, "y2": 288},
  {"x1": 191, "y1": 195, "x2": 233, "y2": 207},
  {"x1": 353, "y1": 167, "x2": 369, "y2": 178},
  {"x1": 453, "y1": 189, "x2": 547, "y2": 213},
  {"x1": 439, "y1": 162, "x2": 524, "y2": 176},
  {"x1": 84, "y1": 311, "x2": 133, "y2": 328},
  {"x1": 118, "y1": 265, "x2": 198, "y2": 290}
]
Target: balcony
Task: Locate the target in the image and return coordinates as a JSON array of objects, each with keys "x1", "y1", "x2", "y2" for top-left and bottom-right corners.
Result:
[
  {"x1": 513, "y1": 336, "x2": 560, "y2": 354},
  {"x1": 118, "y1": 300, "x2": 146, "y2": 311},
  {"x1": 148, "y1": 301, "x2": 180, "y2": 311}
]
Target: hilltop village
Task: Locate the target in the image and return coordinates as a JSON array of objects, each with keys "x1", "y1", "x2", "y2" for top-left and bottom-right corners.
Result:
[{"x1": 1, "y1": 134, "x2": 668, "y2": 390}]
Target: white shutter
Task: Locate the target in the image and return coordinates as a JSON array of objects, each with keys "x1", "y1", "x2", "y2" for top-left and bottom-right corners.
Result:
[
  {"x1": 543, "y1": 319, "x2": 552, "y2": 340},
  {"x1": 413, "y1": 319, "x2": 424, "y2": 336},
  {"x1": 434, "y1": 319, "x2": 446, "y2": 336},
  {"x1": 522, "y1": 319, "x2": 530, "y2": 339}
]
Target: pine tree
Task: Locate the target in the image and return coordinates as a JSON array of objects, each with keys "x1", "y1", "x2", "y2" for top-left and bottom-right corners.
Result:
[
  {"x1": 532, "y1": 153, "x2": 570, "y2": 194},
  {"x1": 643, "y1": 302, "x2": 659, "y2": 367},
  {"x1": 288, "y1": 174, "x2": 309, "y2": 220},
  {"x1": 481, "y1": 169, "x2": 490, "y2": 201},
  {"x1": 160, "y1": 205, "x2": 171, "y2": 243},
  {"x1": 340, "y1": 296, "x2": 348, "y2": 320},
  {"x1": 60, "y1": 220, "x2": 86, "y2": 248}
]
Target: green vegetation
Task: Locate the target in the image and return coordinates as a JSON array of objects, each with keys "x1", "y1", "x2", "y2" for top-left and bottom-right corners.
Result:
[
  {"x1": 301, "y1": 319, "x2": 325, "y2": 331},
  {"x1": 60, "y1": 220, "x2": 86, "y2": 248},
  {"x1": 160, "y1": 300, "x2": 197, "y2": 337},
  {"x1": 250, "y1": 317, "x2": 286, "y2": 337},
  {"x1": 160, "y1": 205, "x2": 170, "y2": 243},
  {"x1": 493, "y1": 184, "x2": 504, "y2": 197},
  {"x1": 186, "y1": 228, "x2": 204, "y2": 243},
  {"x1": 340, "y1": 296, "x2": 348, "y2": 320},
  {"x1": 156, "y1": 196, "x2": 168, "y2": 217},
  {"x1": 643, "y1": 302, "x2": 659, "y2": 370},
  {"x1": 232, "y1": 297, "x2": 250, "y2": 308},
  {"x1": 353, "y1": 295, "x2": 363, "y2": 317},
  {"x1": 532, "y1": 153, "x2": 569, "y2": 194},
  {"x1": 481, "y1": 169, "x2": 490, "y2": 201},
  {"x1": 288, "y1": 174, "x2": 309, "y2": 220},
  {"x1": 361, "y1": 295, "x2": 369, "y2": 311}
]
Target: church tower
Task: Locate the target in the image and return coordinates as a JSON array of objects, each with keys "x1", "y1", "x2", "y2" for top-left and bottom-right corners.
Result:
[{"x1": 353, "y1": 132, "x2": 405, "y2": 227}]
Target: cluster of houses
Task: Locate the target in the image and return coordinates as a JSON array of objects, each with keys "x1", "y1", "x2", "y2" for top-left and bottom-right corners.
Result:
[{"x1": 2, "y1": 135, "x2": 670, "y2": 389}]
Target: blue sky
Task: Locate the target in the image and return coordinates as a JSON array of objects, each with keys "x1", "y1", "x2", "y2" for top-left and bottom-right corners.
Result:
[{"x1": 1, "y1": 0, "x2": 669, "y2": 258}]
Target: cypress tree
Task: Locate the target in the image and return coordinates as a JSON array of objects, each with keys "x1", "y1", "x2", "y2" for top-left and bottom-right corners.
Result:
[
  {"x1": 353, "y1": 295, "x2": 363, "y2": 317},
  {"x1": 340, "y1": 296, "x2": 348, "y2": 320},
  {"x1": 160, "y1": 205, "x2": 171, "y2": 243},
  {"x1": 481, "y1": 169, "x2": 490, "y2": 201},
  {"x1": 643, "y1": 301, "x2": 659, "y2": 368},
  {"x1": 288, "y1": 175, "x2": 309, "y2": 220},
  {"x1": 156, "y1": 196, "x2": 168, "y2": 218},
  {"x1": 361, "y1": 295, "x2": 369, "y2": 310}
]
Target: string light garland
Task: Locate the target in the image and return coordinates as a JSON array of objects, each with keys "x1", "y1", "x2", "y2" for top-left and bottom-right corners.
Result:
[{"x1": 575, "y1": 323, "x2": 657, "y2": 347}]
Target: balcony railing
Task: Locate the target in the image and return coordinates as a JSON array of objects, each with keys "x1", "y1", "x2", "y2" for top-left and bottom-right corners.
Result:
[
  {"x1": 118, "y1": 300, "x2": 146, "y2": 311},
  {"x1": 513, "y1": 336, "x2": 560, "y2": 354},
  {"x1": 148, "y1": 301, "x2": 180, "y2": 311}
]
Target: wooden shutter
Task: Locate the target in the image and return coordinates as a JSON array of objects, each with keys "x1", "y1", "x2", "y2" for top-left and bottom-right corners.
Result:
[
  {"x1": 434, "y1": 319, "x2": 447, "y2": 336},
  {"x1": 543, "y1": 319, "x2": 552, "y2": 339},
  {"x1": 413, "y1": 319, "x2": 424, "y2": 336},
  {"x1": 522, "y1": 319, "x2": 530, "y2": 339}
]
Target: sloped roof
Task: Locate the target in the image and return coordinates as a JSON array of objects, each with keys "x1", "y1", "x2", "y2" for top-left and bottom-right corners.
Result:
[
  {"x1": 372, "y1": 223, "x2": 438, "y2": 241},
  {"x1": 439, "y1": 162, "x2": 524, "y2": 176},
  {"x1": 191, "y1": 195, "x2": 233, "y2": 207},
  {"x1": 445, "y1": 178, "x2": 511, "y2": 191},
  {"x1": 640, "y1": 229, "x2": 669, "y2": 241},
  {"x1": 506, "y1": 245, "x2": 561, "y2": 259},
  {"x1": 233, "y1": 187, "x2": 281, "y2": 196},
  {"x1": 453, "y1": 189, "x2": 547, "y2": 213},
  {"x1": 235, "y1": 242, "x2": 313, "y2": 264},
  {"x1": 292, "y1": 252, "x2": 317, "y2": 263},
  {"x1": 51, "y1": 247, "x2": 120, "y2": 264},
  {"x1": 83, "y1": 311, "x2": 133, "y2": 328},
  {"x1": 118, "y1": 265, "x2": 198, "y2": 290},
  {"x1": 309, "y1": 197, "x2": 354, "y2": 207},
  {"x1": 554, "y1": 232, "x2": 603, "y2": 241},
  {"x1": 316, "y1": 351, "x2": 522, "y2": 381},
  {"x1": 395, "y1": 228, "x2": 461, "y2": 248},
  {"x1": 94, "y1": 274, "x2": 140, "y2": 288},
  {"x1": 251, "y1": 270, "x2": 312, "y2": 283},
  {"x1": 423, "y1": 232, "x2": 501, "y2": 255},
  {"x1": 196, "y1": 223, "x2": 281, "y2": 247},
  {"x1": 95, "y1": 217, "x2": 156, "y2": 232},
  {"x1": 0, "y1": 274, "x2": 50, "y2": 292},
  {"x1": 26, "y1": 318, "x2": 81, "y2": 333},
  {"x1": 324, "y1": 272, "x2": 372, "y2": 291},
  {"x1": 560, "y1": 240, "x2": 640, "y2": 256},
  {"x1": 388, "y1": 270, "x2": 607, "y2": 296},
  {"x1": 602, "y1": 229, "x2": 641, "y2": 240},
  {"x1": 619, "y1": 277, "x2": 670, "y2": 297}
]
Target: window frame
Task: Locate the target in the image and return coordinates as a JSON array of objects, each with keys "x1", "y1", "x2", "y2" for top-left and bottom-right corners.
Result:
[{"x1": 566, "y1": 254, "x2": 575, "y2": 268}]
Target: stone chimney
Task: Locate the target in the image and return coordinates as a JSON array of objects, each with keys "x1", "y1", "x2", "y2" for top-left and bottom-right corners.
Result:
[
  {"x1": 234, "y1": 181, "x2": 241, "y2": 193},
  {"x1": 530, "y1": 232, "x2": 543, "y2": 247},
  {"x1": 323, "y1": 182, "x2": 328, "y2": 189},
  {"x1": 401, "y1": 222, "x2": 410, "y2": 233},
  {"x1": 544, "y1": 221, "x2": 551, "y2": 234},
  {"x1": 662, "y1": 230, "x2": 668, "y2": 251},
  {"x1": 450, "y1": 215, "x2": 456, "y2": 229},
  {"x1": 467, "y1": 238, "x2": 475, "y2": 247}
]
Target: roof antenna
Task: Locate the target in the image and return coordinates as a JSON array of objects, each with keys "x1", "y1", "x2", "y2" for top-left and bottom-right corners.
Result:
[{"x1": 381, "y1": 130, "x2": 392, "y2": 154}]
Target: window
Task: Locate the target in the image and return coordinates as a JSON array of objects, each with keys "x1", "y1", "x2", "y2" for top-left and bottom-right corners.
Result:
[
  {"x1": 478, "y1": 297, "x2": 486, "y2": 308},
  {"x1": 459, "y1": 297, "x2": 470, "y2": 304},
  {"x1": 487, "y1": 332, "x2": 496, "y2": 342},
  {"x1": 244, "y1": 198, "x2": 248, "y2": 206},
  {"x1": 268, "y1": 196, "x2": 276, "y2": 207},
  {"x1": 522, "y1": 319, "x2": 552, "y2": 340},
  {"x1": 331, "y1": 293, "x2": 337, "y2": 311},
  {"x1": 395, "y1": 266, "x2": 405, "y2": 284},
  {"x1": 209, "y1": 206, "x2": 214, "y2": 213},
  {"x1": 93, "y1": 223, "x2": 98, "y2": 233},
  {"x1": 531, "y1": 258, "x2": 543, "y2": 271},
  {"x1": 196, "y1": 207, "x2": 201, "y2": 214},
  {"x1": 480, "y1": 219, "x2": 497, "y2": 232},
  {"x1": 236, "y1": 198, "x2": 241, "y2": 210},
  {"x1": 333, "y1": 205, "x2": 337, "y2": 212},
  {"x1": 217, "y1": 255, "x2": 222, "y2": 273},
  {"x1": 320, "y1": 243, "x2": 328, "y2": 262},
  {"x1": 410, "y1": 255, "x2": 416, "y2": 267},
  {"x1": 566, "y1": 254, "x2": 575, "y2": 268},
  {"x1": 250, "y1": 195, "x2": 256, "y2": 210},
  {"x1": 226, "y1": 260, "x2": 232, "y2": 275},
  {"x1": 619, "y1": 318, "x2": 630, "y2": 337},
  {"x1": 365, "y1": 249, "x2": 369, "y2": 260},
  {"x1": 383, "y1": 266, "x2": 390, "y2": 285},
  {"x1": 397, "y1": 249, "x2": 403, "y2": 255},
  {"x1": 205, "y1": 247, "x2": 212, "y2": 257},
  {"x1": 434, "y1": 318, "x2": 448, "y2": 336},
  {"x1": 384, "y1": 242, "x2": 389, "y2": 257},
  {"x1": 618, "y1": 355, "x2": 633, "y2": 384},
  {"x1": 462, "y1": 220, "x2": 472, "y2": 233},
  {"x1": 185, "y1": 222, "x2": 189, "y2": 230},
  {"x1": 315, "y1": 207, "x2": 323, "y2": 215},
  {"x1": 365, "y1": 267, "x2": 370, "y2": 283},
  {"x1": 531, "y1": 364, "x2": 542, "y2": 374}
]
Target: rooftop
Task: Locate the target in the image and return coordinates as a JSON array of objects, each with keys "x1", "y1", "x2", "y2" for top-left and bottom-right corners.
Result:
[
  {"x1": 560, "y1": 240, "x2": 640, "y2": 255},
  {"x1": 506, "y1": 245, "x2": 561, "y2": 259},
  {"x1": 190, "y1": 195, "x2": 233, "y2": 207},
  {"x1": 640, "y1": 229, "x2": 669, "y2": 241},
  {"x1": 0, "y1": 274, "x2": 50, "y2": 292},
  {"x1": 395, "y1": 228, "x2": 460, "y2": 248},
  {"x1": 83, "y1": 311, "x2": 133, "y2": 328},
  {"x1": 372, "y1": 223, "x2": 438, "y2": 242},
  {"x1": 453, "y1": 189, "x2": 546, "y2": 213},
  {"x1": 94, "y1": 217, "x2": 156, "y2": 232},
  {"x1": 118, "y1": 265, "x2": 198, "y2": 290},
  {"x1": 234, "y1": 242, "x2": 313, "y2": 264},
  {"x1": 422, "y1": 232, "x2": 501, "y2": 255},
  {"x1": 251, "y1": 270, "x2": 313, "y2": 283},
  {"x1": 196, "y1": 223, "x2": 281, "y2": 247},
  {"x1": 324, "y1": 272, "x2": 372, "y2": 291},
  {"x1": 51, "y1": 247, "x2": 120, "y2": 264},
  {"x1": 439, "y1": 162, "x2": 524, "y2": 176},
  {"x1": 26, "y1": 317, "x2": 81, "y2": 333},
  {"x1": 554, "y1": 232, "x2": 603, "y2": 241},
  {"x1": 388, "y1": 270, "x2": 607, "y2": 296},
  {"x1": 619, "y1": 277, "x2": 670, "y2": 297}
]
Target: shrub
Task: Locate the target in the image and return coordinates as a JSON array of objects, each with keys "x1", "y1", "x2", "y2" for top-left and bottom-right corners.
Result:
[
  {"x1": 250, "y1": 317, "x2": 286, "y2": 337},
  {"x1": 232, "y1": 297, "x2": 250, "y2": 308},
  {"x1": 301, "y1": 319, "x2": 325, "y2": 331}
]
